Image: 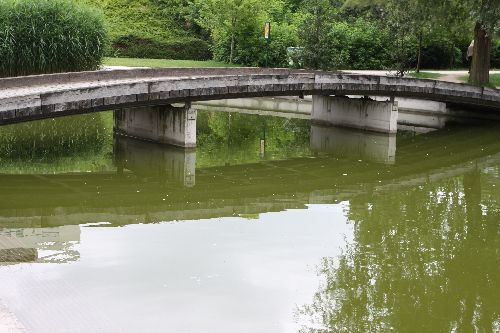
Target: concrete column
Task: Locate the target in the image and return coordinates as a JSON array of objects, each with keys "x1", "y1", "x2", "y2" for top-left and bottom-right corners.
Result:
[
  {"x1": 114, "y1": 136, "x2": 196, "y2": 187},
  {"x1": 114, "y1": 103, "x2": 197, "y2": 148},
  {"x1": 312, "y1": 96, "x2": 398, "y2": 134},
  {"x1": 310, "y1": 124, "x2": 396, "y2": 164}
]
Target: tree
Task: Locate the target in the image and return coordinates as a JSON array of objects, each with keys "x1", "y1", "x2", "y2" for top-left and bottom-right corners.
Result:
[
  {"x1": 196, "y1": 0, "x2": 264, "y2": 64},
  {"x1": 384, "y1": 0, "x2": 418, "y2": 76},
  {"x1": 465, "y1": 0, "x2": 499, "y2": 85},
  {"x1": 298, "y1": 171, "x2": 500, "y2": 332},
  {"x1": 299, "y1": 0, "x2": 336, "y2": 70}
]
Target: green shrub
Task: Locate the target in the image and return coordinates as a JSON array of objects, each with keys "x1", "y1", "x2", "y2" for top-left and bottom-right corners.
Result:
[
  {"x1": 0, "y1": 0, "x2": 106, "y2": 77},
  {"x1": 419, "y1": 41, "x2": 460, "y2": 69},
  {"x1": 301, "y1": 17, "x2": 392, "y2": 70},
  {"x1": 257, "y1": 22, "x2": 300, "y2": 68},
  {"x1": 110, "y1": 35, "x2": 212, "y2": 60},
  {"x1": 345, "y1": 19, "x2": 392, "y2": 69},
  {"x1": 209, "y1": 20, "x2": 300, "y2": 68},
  {"x1": 492, "y1": 39, "x2": 500, "y2": 69}
]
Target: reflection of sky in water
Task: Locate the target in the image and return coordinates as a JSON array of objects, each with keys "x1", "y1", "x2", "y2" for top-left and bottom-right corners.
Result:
[{"x1": 0, "y1": 204, "x2": 352, "y2": 333}]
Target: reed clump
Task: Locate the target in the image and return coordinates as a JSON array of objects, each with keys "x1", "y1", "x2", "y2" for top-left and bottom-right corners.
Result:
[{"x1": 0, "y1": 0, "x2": 107, "y2": 77}]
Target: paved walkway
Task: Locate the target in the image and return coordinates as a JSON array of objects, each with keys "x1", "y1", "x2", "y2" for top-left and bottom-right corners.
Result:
[{"x1": 103, "y1": 66, "x2": 499, "y2": 86}]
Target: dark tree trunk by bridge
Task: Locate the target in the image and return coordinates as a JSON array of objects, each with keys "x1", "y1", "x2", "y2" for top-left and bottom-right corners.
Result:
[
  {"x1": 230, "y1": 33, "x2": 235, "y2": 64},
  {"x1": 470, "y1": 22, "x2": 491, "y2": 86},
  {"x1": 416, "y1": 31, "x2": 423, "y2": 73},
  {"x1": 229, "y1": 17, "x2": 236, "y2": 64}
]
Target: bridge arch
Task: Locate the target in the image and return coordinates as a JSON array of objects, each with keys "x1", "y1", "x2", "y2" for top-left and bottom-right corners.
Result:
[{"x1": 1, "y1": 68, "x2": 498, "y2": 125}]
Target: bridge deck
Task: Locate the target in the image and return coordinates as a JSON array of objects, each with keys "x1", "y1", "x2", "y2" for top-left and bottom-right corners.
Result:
[{"x1": 0, "y1": 68, "x2": 498, "y2": 125}]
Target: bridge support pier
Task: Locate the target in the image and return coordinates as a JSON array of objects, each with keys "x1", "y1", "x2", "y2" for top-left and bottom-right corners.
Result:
[
  {"x1": 310, "y1": 125, "x2": 396, "y2": 164},
  {"x1": 114, "y1": 103, "x2": 197, "y2": 148},
  {"x1": 312, "y1": 96, "x2": 398, "y2": 134}
]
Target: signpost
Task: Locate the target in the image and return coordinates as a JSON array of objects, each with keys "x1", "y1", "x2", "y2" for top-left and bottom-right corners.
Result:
[{"x1": 264, "y1": 22, "x2": 270, "y2": 67}]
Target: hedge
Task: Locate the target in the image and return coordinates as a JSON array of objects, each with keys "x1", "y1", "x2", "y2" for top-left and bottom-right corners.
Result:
[{"x1": 110, "y1": 35, "x2": 212, "y2": 61}]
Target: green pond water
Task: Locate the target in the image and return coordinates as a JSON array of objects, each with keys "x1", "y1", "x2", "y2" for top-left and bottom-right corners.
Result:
[{"x1": 0, "y1": 110, "x2": 498, "y2": 333}]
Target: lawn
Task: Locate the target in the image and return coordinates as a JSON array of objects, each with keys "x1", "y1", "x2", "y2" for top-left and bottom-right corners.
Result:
[
  {"x1": 458, "y1": 73, "x2": 500, "y2": 88},
  {"x1": 408, "y1": 72, "x2": 444, "y2": 79},
  {"x1": 103, "y1": 57, "x2": 240, "y2": 68},
  {"x1": 491, "y1": 74, "x2": 500, "y2": 87}
]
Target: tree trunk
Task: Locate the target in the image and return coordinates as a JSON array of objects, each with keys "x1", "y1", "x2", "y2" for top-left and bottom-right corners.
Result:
[
  {"x1": 470, "y1": 22, "x2": 491, "y2": 86},
  {"x1": 416, "y1": 31, "x2": 423, "y2": 73},
  {"x1": 230, "y1": 32, "x2": 235, "y2": 64},
  {"x1": 229, "y1": 17, "x2": 236, "y2": 64}
]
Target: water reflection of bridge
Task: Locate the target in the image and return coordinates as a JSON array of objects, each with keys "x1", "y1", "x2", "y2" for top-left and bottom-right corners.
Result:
[
  {"x1": 0, "y1": 225, "x2": 80, "y2": 264},
  {"x1": 0, "y1": 126, "x2": 498, "y2": 232}
]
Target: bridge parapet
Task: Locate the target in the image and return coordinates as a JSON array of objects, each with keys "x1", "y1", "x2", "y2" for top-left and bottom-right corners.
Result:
[{"x1": 0, "y1": 69, "x2": 498, "y2": 126}]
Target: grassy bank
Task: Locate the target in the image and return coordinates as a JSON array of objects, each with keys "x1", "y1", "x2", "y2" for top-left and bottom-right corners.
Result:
[
  {"x1": 458, "y1": 73, "x2": 500, "y2": 88},
  {"x1": 103, "y1": 57, "x2": 239, "y2": 68},
  {"x1": 490, "y1": 74, "x2": 500, "y2": 87},
  {"x1": 408, "y1": 72, "x2": 444, "y2": 79}
]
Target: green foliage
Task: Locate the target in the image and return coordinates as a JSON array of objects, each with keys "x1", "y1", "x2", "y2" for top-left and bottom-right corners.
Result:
[
  {"x1": 332, "y1": 19, "x2": 391, "y2": 69},
  {"x1": 462, "y1": 0, "x2": 500, "y2": 34},
  {"x1": 342, "y1": 0, "x2": 384, "y2": 7},
  {"x1": 110, "y1": 35, "x2": 212, "y2": 60},
  {"x1": 299, "y1": 0, "x2": 336, "y2": 70},
  {"x1": 492, "y1": 39, "x2": 500, "y2": 69},
  {"x1": 103, "y1": 57, "x2": 239, "y2": 68},
  {"x1": 419, "y1": 40, "x2": 465, "y2": 69},
  {"x1": 490, "y1": 73, "x2": 500, "y2": 87},
  {"x1": 298, "y1": 149, "x2": 500, "y2": 332},
  {"x1": 78, "y1": 0, "x2": 211, "y2": 60},
  {"x1": 196, "y1": 0, "x2": 299, "y2": 67},
  {"x1": 196, "y1": 111, "x2": 310, "y2": 167},
  {"x1": 260, "y1": 22, "x2": 300, "y2": 68},
  {"x1": 0, "y1": 112, "x2": 113, "y2": 173},
  {"x1": 0, "y1": 0, "x2": 106, "y2": 77},
  {"x1": 458, "y1": 74, "x2": 498, "y2": 88},
  {"x1": 78, "y1": 0, "x2": 180, "y2": 42},
  {"x1": 208, "y1": 20, "x2": 299, "y2": 67},
  {"x1": 300, "y1": 5, "x2": 392, "y2": 71},
  {"x1": 196, "y1": 0, "x2": 264, "y2": 64}
]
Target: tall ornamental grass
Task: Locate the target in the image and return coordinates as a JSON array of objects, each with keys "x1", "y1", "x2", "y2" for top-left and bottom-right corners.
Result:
[{"x1": 0, "y1": 0, "x2": 107, "y2": 77}]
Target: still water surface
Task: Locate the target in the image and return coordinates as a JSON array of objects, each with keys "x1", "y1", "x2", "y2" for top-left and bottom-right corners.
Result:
[{"x1": 0, "y1": 110, "x2": 498, "y2": 332}]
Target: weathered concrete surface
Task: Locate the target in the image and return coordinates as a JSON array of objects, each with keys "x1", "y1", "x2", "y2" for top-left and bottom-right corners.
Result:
[
  {"x1": 312, "y1": 96, "x2": 398, "y2": 133},
  {"x1": 208, "y1": 96, "x2": 500, "y2": 129},
  {"x1": 0, "y1": 68, "x2": 498, "y2": 125},
  {"x1": 114, "y1": 104, "x2": 197, "y2": 148},
  {"x1": 196, "y1": 96, "x2": 311, "y2": 115}
]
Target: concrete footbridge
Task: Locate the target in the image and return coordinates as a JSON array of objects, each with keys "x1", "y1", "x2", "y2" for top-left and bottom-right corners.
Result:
[{"x1": 1, "y1": 68, "x2": 499, "y2": 146}]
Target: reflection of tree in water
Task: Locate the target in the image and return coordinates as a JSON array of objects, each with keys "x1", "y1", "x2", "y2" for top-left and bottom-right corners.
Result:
[
  {"x1": 298, "y1": 171, "x2": 499, "y2": 333},
  {"x1": 196, "y1": 111, "x2": 310, "y2": 166},
  {"x1": 0, "y1": 113, "x2": 112, "y2": 160},
  {"x1": 0, "y1": 112, "x2": 113, "y2": 173}
]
